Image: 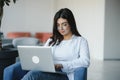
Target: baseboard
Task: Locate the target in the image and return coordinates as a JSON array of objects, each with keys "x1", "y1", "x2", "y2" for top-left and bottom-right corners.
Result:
[{"x1": 104, "y1": 59, "x2": 120, "y2": 61}]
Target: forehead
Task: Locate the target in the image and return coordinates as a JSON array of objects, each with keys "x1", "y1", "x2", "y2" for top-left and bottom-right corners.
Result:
[{"x1": 57, "y1": 18, "x2": 68, "y2": 24}]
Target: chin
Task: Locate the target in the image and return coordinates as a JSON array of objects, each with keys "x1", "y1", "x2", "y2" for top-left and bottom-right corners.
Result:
[{"x1": 60, "y1": 33, "x2": 66, "y2": 35}]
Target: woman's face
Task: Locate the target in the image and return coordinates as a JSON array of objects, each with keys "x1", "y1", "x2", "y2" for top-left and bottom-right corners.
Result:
[{"x1": 57, "y1": 18, "x2": 72, "y2": 36}]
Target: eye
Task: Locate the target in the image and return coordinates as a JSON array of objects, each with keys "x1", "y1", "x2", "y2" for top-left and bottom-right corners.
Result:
[
  {"x1": 63, "y1": 22, "x2": 68, "y2": 27},
  {"x1": 63, "y1": 23, "x2": 67, "y2": 26}
]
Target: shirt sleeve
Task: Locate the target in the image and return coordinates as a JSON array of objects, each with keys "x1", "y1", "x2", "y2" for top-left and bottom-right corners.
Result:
[
  {"x1": 44, "y1": 38, "x2": 52, "y2": 46},
  {"x1": 61, "y1": 38, "x2": 90, "y2": 73}
]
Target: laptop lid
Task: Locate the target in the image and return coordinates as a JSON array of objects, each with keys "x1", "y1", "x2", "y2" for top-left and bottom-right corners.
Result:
[{"x1": 17, "y1": 46, "x2": 56, "y2": 73}]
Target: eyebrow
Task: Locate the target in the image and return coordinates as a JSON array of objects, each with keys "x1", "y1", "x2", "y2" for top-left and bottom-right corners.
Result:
[{"x1": 57, "y1": 22, "x2": 68, "y2": 25}]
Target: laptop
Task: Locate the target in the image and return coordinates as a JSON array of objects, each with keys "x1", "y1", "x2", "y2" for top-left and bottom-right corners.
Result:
[{"x1": 17, "y1": 46, "x2": 65, "y2": 74}]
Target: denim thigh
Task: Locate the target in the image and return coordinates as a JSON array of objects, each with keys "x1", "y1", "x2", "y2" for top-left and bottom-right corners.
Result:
[
  {"x1": 74, "y1": 67, "x2": 87, "y2": 80},
  {"x1": 22, "y1": 70, "x2": 69, "y2": 80}
]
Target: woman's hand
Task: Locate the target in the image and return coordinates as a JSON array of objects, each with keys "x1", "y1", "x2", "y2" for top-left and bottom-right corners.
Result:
[{"x1": 55, "y1": 64, "x2": 63, "y2": 70}]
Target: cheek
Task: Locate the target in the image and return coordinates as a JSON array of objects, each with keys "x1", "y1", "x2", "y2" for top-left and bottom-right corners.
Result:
[{"x1": 65, "y1": 26, "x2": 71, "y2": 31}]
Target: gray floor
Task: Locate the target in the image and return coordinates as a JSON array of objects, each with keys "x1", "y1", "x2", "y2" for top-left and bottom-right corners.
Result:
[{"x1": 88, "y1": 60, "x2": 120, "y2": 80}]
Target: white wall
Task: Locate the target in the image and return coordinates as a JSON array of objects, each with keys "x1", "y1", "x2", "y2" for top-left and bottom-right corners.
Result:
[
  {"x1": 1, "y1": 0, "x2": 106, "y2": 60},
  {"x1": 1, "y1": 0, "x2": 55, "y2": 36},
  {"x1": 104, "y1": 0, "x2": 120, "y2": 59},
  {"x1": 55, "y1": 0, "x2": 105, "y2": 60}
]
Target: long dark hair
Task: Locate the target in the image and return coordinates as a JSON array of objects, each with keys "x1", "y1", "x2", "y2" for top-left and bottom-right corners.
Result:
[{"x1": 49, "y1": 8, "x2": 81, "y2": 46}]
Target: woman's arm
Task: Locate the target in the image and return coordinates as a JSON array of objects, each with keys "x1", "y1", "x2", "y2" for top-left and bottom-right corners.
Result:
[
  {"x1": 44, "y1": 38, "x2": 52, "y2": 46},
  {"x1": 61, "y1": 38, "x2": 90, "y2": 73}
]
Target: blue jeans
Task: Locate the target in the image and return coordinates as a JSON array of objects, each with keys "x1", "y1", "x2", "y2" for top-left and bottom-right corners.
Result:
[
  {"x1": 22, "y1": 71, "x2": 68, "y2": 80},
  {"x1": 4, "y1": 62, "x2": 87, "y2": 80},
  {"x1": 3, "y1": 62, "x2": 28, "y2": 80},
  {"x1": 22, "y1": 67, "x2": 87, "y2": 80}
]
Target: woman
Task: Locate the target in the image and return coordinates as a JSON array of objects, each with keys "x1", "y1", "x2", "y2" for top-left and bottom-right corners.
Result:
[{"x1": 4, "y1": 8, "x2": 90, "y2": 80}]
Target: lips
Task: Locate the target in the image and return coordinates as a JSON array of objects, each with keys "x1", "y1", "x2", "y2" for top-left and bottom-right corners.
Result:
[{"x1": 61, "y1": 31, "x2": 65, "y2": 33}]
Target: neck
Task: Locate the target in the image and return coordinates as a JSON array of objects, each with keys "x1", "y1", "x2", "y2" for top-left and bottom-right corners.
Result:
[{"x1": 63, "y1": 33, "x2": 73, "y2": 40}]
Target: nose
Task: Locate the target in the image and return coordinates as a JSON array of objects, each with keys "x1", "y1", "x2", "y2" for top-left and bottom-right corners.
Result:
[
  {"x1": 58, "y1": 26, "x2": 64, "y2": 30},
  {"x1": 60, "y1": 26, "x2": 64, "y2": 30}
]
